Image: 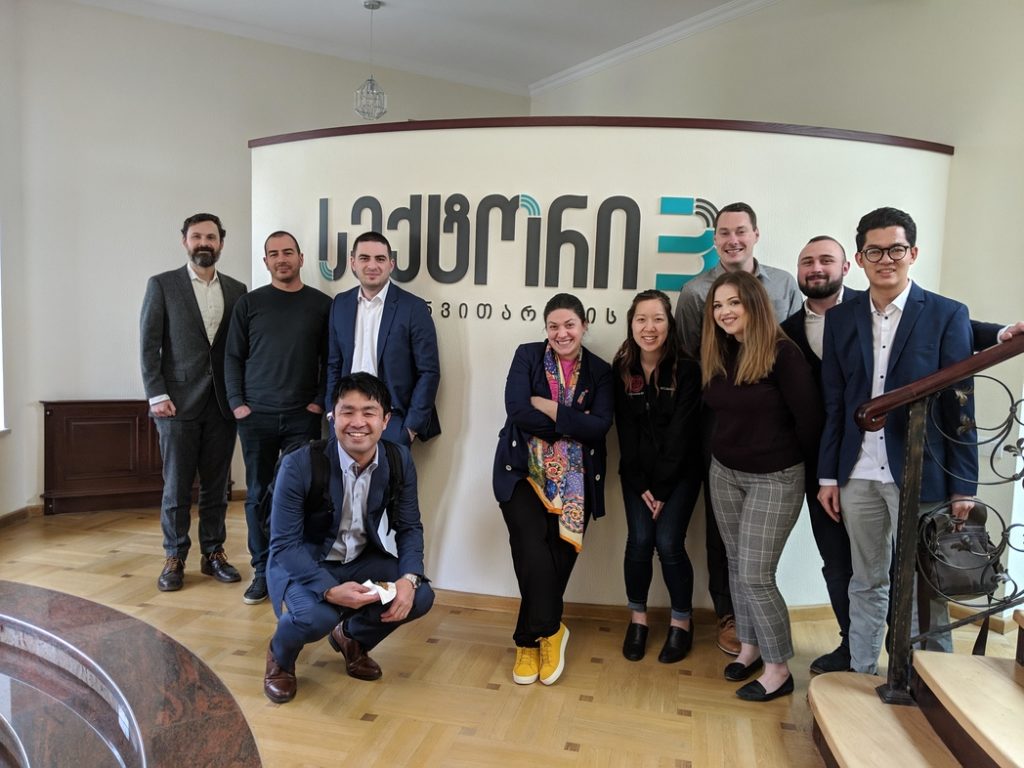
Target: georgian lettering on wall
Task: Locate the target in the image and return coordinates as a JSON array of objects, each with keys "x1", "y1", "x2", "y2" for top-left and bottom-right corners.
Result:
[{"x1": 317, "y1": 193, "x2": 722, "y2": 325}]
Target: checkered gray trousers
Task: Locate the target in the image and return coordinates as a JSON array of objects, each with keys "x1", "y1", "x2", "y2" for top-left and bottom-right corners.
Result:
[{"x1": 709, "y1": 457, "x2": 805, "y2": 663}]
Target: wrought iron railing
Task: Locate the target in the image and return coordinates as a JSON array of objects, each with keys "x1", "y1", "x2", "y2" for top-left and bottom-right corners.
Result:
[{"x1": 855, "y1": 333, "x2": 1024, "y2": 704}]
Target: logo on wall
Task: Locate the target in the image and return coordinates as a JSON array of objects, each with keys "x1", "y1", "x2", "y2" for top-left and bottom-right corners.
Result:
[
  {"x1": 318, "y1": 194, "x2": 719, "y2": 293},
  {"x1": 654, "y1": 197, "x2": 719, "y2": 292}
]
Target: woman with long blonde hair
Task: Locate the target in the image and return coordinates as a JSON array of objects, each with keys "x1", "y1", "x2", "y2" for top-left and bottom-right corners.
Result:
[{"x1": 700, "y1": 271, "x2": 822, "y2": 702}]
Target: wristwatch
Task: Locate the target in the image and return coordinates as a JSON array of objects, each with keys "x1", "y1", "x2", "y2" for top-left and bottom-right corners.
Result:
[{"x1": 401, "y1": 573, "x2": 421, "y2": 589}]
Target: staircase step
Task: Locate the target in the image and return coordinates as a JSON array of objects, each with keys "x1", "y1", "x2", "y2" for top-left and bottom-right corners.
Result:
[
  {"x1": 808, "y1": 672, "x2": 959, "y2": 767},
  {"x1": 913, "y1": 651, "x2": 1024, "y2": 767}
]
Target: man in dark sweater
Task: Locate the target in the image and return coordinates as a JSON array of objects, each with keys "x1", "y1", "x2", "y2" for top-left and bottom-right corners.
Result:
[{"x1": 225, "y1": 231, "x2": 333, "y2": 604}]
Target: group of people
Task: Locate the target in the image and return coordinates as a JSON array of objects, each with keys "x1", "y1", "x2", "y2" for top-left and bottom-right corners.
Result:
[
  {"x1": 141, "y1": 204, "x2": 1019, "y2": 706},
  {"x1": 492, "y1": 202, "x2": 1020, "y2": 703},
  {"x1": 141, "y1": 216, "x2": 438, "y2": 703}
]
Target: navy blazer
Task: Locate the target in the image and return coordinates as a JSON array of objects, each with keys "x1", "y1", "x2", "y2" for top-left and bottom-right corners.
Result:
[
  {"x1": 266, "y1": 437, "x2": 424, "y2": 617},
  {"x1": 493, "y1": 342, "x2": 614, "y2": 520},
  {"x1": 140, "y1": 265, "x2": 247, "y2": 420},
  {"x1": 325, "y1": 282, "x2": 441, "y2": 444},
  {"x1": 782, "y1": 287, "x2": 1002, "y2": 388},
  {"x1": 817, "y1": 283, "x2": 978, "y2": 501}
]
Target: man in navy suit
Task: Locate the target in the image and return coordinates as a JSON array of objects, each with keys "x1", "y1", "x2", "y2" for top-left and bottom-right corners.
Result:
[
  {"x1": 784, "y1": 234, "x2": 1020, "y2": 674},
  {"x1": 816, "y1": 208, "x2": 978, "y2": 675},
  {"x1": 140, "y1": 213, "x2": 247, "y2": 592},
  {"x1": 325, "y1": 231, "x2": 440, "y2": 446},
  {"x1": 263, "y1": 373, "x2": 434, "y2": 704}
]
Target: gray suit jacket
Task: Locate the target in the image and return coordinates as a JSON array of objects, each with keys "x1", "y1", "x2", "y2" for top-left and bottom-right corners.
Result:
[{"x1": 140, "y1": 265, "x2": 247, "y2": 420}]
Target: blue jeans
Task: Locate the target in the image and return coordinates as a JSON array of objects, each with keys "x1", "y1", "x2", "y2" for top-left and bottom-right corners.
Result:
[
  {"x1": 622, "y1": 466, "x2": 701, "y2": 620},
  {"x1": 237, "y1": 408, "x2": 323, "y2": 577}
]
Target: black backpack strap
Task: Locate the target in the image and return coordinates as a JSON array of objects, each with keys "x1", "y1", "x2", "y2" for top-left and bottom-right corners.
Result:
[
  {"x1": 306, "y1": 438, "x2": 331, "y2": 508},
  {"x1": 381, "y1": 440, "x2": 404, "y2": 531}
]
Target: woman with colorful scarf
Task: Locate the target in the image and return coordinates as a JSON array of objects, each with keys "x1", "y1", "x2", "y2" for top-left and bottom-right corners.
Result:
[{"x1": 493, "y1": 293, "x2": 613, "y2": 687}]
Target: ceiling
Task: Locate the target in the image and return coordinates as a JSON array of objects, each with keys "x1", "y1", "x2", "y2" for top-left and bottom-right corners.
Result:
[{"x1": 72, "y1": 0, "x2": 775, "y2": 95}]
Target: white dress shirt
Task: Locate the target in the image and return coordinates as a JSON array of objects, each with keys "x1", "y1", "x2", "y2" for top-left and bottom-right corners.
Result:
[
  {"x1": 848, "y1": 280, "x2": 914, "y2": 484},
  {"x1": 352, "y1": 281, "x2": 390, "y2": 376},
  {"x1": 803, "y1": 287, "x2": 846, "y2": 360},
  {"x1": 187, "y1": 261, "x2": 224, "y2": 345}
]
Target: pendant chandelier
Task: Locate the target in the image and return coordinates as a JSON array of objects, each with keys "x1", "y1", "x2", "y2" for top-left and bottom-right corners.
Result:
[{"x1": 354, "y1": 0, "x2": 388, "y2": 121}]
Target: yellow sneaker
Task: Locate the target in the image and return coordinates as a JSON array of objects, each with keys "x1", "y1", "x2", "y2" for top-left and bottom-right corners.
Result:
[
  {"x1": 512, "y1": 646, "x2": 540, "y2": 685},
  {"x1": 539, "y1": 623, "x2": 569, "y2": 685}
]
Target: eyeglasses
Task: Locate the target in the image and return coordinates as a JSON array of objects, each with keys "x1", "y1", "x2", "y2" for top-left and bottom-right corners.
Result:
[{"x1": 860, "y1": 244, "x2": 911, "y2": 263}]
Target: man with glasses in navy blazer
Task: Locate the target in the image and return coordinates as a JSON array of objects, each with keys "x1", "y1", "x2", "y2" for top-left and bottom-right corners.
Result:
[{"x1": 816, "y1": 207, "x2": 978, "y2": 675}]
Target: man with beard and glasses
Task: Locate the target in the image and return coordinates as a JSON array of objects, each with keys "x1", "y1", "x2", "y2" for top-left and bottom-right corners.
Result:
[
  {"x1": 782, "y1": 233, "x2": 1021, "y2": 674},
  {"x1": 225, "y1": 231, "x2": 332, "y2": 605},
  {"x1": 141, "y1": 213, "x2": 248, "y2": 592}
]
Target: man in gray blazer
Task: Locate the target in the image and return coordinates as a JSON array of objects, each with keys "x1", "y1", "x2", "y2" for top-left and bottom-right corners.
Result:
[{"x1": 140, "y1": 213, "x2": 248, "y2": 591}]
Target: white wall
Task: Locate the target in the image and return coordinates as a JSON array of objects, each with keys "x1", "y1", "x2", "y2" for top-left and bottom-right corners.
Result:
[
  {"x1": 0, "y1": 0, "x2": 27, "y2": 516},
  {"x1": 0, "y1": 0, "x2": 526, "y2": 517}
]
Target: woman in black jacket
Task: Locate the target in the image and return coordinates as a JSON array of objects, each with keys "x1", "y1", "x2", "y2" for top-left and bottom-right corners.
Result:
[
  {"x1": 612, "y1": 290, "x2": 702, "y2": 663},
  {"x1": 493, "y1": 293, "x2": 614, "y2": 687}
]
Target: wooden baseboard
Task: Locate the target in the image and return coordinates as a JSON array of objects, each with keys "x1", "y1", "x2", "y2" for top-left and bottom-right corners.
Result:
[
  {"x1": 433, "y1": 588, "x2": 837, "y2": 625},
  {"x1": 230, "y1": 489, "x2": 246, "y2": 501},
  {"x1": 949, "y1": 603, "x2": 1015, "y2": 635},
  {"x1": 0, "y1": 505, "x2": 43, "y2": 529}
]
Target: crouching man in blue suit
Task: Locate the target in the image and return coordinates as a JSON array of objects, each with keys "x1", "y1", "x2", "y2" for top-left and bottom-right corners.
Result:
[{"x1": 263, "y1": 372, "x2": 434, "y2": 703}]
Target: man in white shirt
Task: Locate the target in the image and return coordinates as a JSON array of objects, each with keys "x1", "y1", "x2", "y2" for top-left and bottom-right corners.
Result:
[
  {"x1": 816, "y1": 207, "x2": 978, "y2": 674},
  {"x1": 325, "y1": 232, "x2": 441, "y2": 446},
  {"x1": 140, "y1": 213, "x2": 248, "y2": 592}
]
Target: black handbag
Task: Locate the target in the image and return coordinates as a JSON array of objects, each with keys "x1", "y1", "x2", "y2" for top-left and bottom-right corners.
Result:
[{"x1": 917, "y1": 505, "x2": 1006, "y2": 599}]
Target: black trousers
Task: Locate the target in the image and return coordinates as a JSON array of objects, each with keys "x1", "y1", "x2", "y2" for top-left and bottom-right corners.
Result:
[
  {"x1": 500, "y1": 480, "x2": 584, "y2": 647},
  {"x1": 806, "y1": 483, "x2": 853, "y2": 644},
  {"x1": 700, "y1": 408, "x2": 734, "y2": 619}
]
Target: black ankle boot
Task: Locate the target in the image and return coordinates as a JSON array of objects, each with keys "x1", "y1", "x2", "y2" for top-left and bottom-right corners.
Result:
[{"x1": 622, "y1": 622, "x2": 648, "y2": 661}]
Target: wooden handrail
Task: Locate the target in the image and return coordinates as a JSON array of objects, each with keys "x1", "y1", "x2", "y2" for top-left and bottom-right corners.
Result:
[{"x1": 856, "y1": 333, "x2": 1024, "y2": 431}]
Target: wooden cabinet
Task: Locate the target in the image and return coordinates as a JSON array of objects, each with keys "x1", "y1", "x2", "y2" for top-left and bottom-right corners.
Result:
[{"x1": 41, "y1": 400, "x2": 168, "y2": 515}]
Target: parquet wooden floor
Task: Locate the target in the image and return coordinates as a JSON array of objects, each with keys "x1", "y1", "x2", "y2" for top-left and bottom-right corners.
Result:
[{"x1": 0, "y1": 504, "x2": 1015, "y2": 767}]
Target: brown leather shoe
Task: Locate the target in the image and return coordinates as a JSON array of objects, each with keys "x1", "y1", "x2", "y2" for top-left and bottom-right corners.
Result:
[
  {"x1": 717, "y1": 615, "x2": 741, "y2": 656},
  {"x1": 157, "y1": 556, "x2": 185, "y2": 592},
  {"x1": 264, "y1": 646, "x2": 296, "y2": 703},
  {"x1": 328, "y1": 622, "x2": 382, "y2": 680}
]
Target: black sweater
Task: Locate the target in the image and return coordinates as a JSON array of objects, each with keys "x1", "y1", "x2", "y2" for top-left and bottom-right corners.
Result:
[
  {"x1": 224, "y1": 284, "x2": 332, "y2": 412},
  {"x1": 703, "y1": 338, "x2": 822, "y2": 474}
]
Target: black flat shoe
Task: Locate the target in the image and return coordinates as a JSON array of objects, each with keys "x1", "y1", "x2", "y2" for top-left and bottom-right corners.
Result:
[
  {"x1": 622, "y1": 622, "x2": 648, "y2": 661},
  {"x1": 724, "y1": 657, "x2": 763, "y2": 681},
  {"x1": 657, "y1": 626, "x2": 692, "y2": 664},
  {"x1": 736, "y1": 674, "x2": 794, "y2": 702}
]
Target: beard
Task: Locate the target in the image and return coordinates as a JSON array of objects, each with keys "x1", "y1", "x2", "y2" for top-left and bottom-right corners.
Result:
[
  {"x1": 799, "y1": 276, "x2": 842, "y2": 300},
  {"x1": 190, "y1": 246, "x2": 221, "y2": 268}
]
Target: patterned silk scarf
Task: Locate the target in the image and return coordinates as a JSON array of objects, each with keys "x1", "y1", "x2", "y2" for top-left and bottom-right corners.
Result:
[{"x1": 526, "y1": 344, "x2": 586, "y2": 552}]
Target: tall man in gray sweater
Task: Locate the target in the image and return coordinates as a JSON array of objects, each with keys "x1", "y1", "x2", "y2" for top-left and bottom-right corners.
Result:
[{"x1": 225, "y1": 230, "x2": 332, "y2": 604}]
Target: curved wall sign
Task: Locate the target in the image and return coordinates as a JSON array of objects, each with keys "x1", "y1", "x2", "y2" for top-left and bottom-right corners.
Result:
[{"x1": 250, "y1": 117, "x2": 953, "y2": 608}]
